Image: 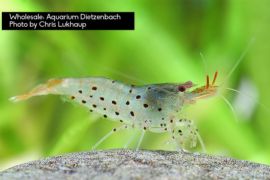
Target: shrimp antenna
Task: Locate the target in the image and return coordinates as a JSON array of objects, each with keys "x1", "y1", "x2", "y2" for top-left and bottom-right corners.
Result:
[
  {"x1": 206, "y1": 75, "x2": 210, "y2": 89},
  {"x1": 200, "y1": 52, "x2": 218, "y2": 88},
  {"x1": 226, "y1": 87, "x2": 270, "y2": 113},
  {"x1": 200, "y1": 52, "x2": 208, "y2": 76},
  {"x1": 221, "y1": 37, "x2": 256, "y2": 86},
  {"x1": 212, "y1": 71, "x2": 218, "y2": 85},
  {"x1": 220, "y1": 95, "x2": 238, "y2": 122}
]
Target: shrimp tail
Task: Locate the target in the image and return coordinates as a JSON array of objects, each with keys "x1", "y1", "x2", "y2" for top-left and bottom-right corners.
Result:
[{"x1": 9, "y1": 79, "x2": 64, "y2": 102}]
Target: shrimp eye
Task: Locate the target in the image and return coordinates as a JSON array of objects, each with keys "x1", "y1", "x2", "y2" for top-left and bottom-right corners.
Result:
[{"x1": 178, "y1": 86, "x2": 186, "y2": 92}]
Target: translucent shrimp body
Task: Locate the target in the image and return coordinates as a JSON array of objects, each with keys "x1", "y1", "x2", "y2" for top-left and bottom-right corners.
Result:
[{"x1": 10, "y1": 75, "x2": 218, "y2": 151}]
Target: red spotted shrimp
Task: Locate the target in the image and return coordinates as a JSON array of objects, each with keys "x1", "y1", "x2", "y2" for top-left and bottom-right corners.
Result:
[{"x1": 10, "y1": 72, "x2": 219, "y2": 152}]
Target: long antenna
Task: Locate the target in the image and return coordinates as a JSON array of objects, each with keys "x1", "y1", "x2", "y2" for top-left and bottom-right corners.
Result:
[
  {"x1": 226, "y1": 87, "x2": 270, "y2": 113},
  {"x1": 221, "y1": 38, "x2": 256, "y2": 86},
  {"x1": 200, "y1": 52, "x2": 208, "y2": 76},
  {"x1": 220, "y1": 95, "x2": 238, "y2": 122}
]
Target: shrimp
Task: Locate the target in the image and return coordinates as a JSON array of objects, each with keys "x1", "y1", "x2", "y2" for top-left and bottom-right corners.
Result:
[
  {"x1": 9, "y1": 72, "x2": 219, "y2": 152},
  {"x1": 9, "y1": 38, "x2": 256, "y2": 152}
]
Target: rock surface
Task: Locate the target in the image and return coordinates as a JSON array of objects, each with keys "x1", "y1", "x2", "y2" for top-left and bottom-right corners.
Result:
[{"x1": 0, "y1": 149, "x2": 270, "y2": 180}]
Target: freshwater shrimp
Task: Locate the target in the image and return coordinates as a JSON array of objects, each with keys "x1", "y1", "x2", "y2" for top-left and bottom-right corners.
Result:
[
  {"x1": 9, "y1": 72, "x2": 218, "y2": 152},
  {"x1": 10, "y1": 39, "x2": 255, "y2": 151}
]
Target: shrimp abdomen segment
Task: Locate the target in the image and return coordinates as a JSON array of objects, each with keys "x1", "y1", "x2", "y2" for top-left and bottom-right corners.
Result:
[{"x1": 9, "y1": 77, "x2": 106, "y2": 102}]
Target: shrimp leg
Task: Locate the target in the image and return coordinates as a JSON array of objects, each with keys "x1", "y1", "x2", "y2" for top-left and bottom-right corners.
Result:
[
  {"x1": 124, "y1": 132, "x2": 137, "y2": 149},
  {"x1": 195, "y1": 130, "x2": 206, "y2": 153},
  {"x1": 92, "y1": 125, "x2": 127, "y2": 150},
  {"x1": 127, "y1": 127, "x2": 169, "y2": 149},
  {"x1": 136, "y1": 130, "x2": 145, "y2": 151}
]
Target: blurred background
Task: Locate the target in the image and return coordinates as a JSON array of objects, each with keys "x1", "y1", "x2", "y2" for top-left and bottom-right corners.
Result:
[{"x1": 1, "y1": 0, "x2": 270, "y2": 170}]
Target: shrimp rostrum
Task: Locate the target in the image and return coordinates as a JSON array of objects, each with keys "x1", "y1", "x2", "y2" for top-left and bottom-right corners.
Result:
[{"x1": 10, "y1": 71, "x2": 219, "y2": 151}]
